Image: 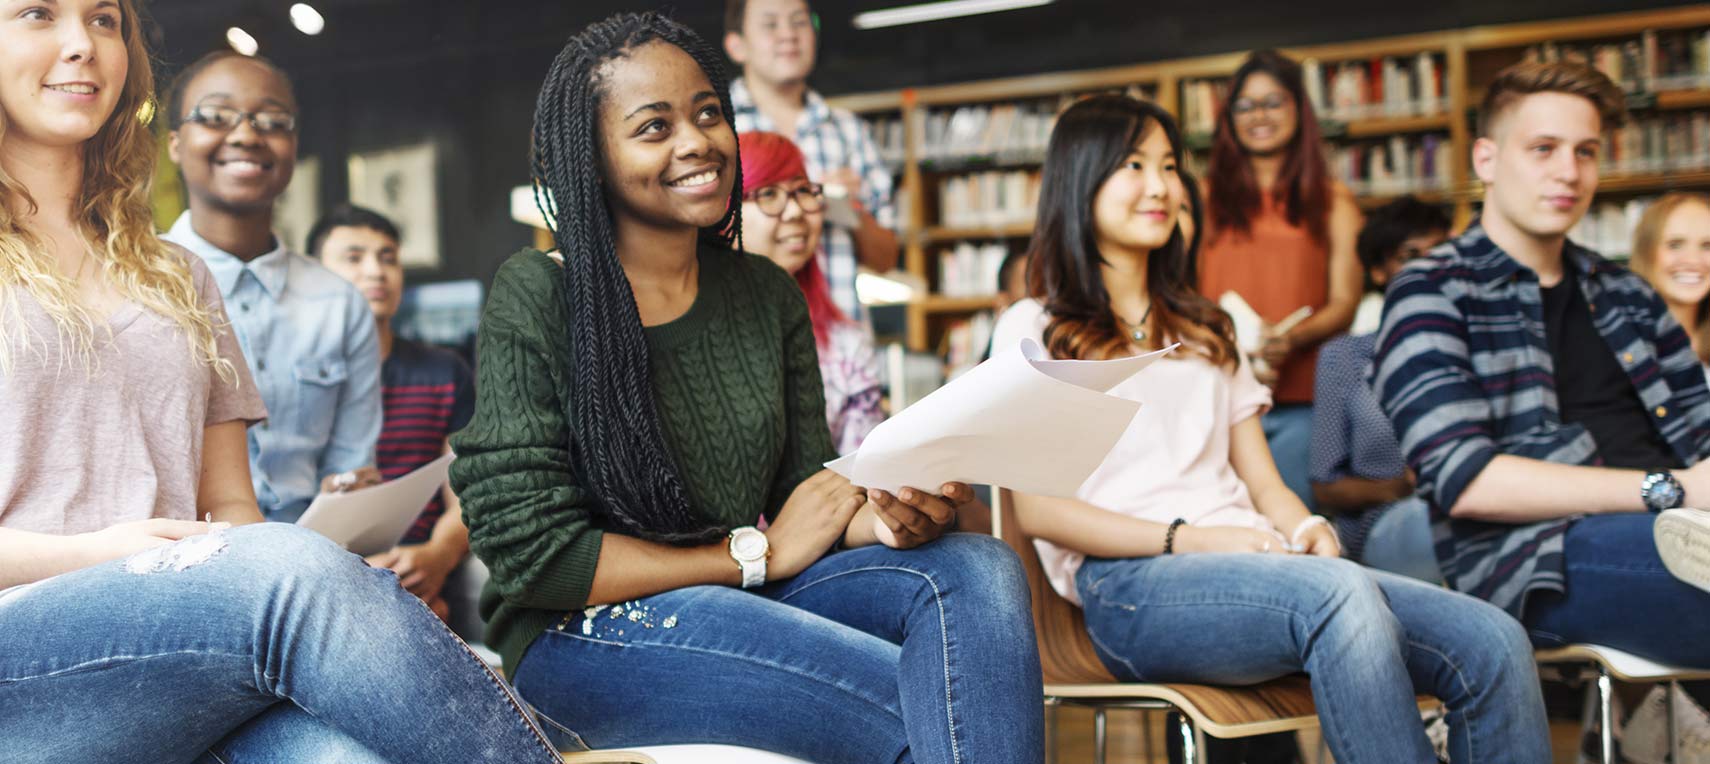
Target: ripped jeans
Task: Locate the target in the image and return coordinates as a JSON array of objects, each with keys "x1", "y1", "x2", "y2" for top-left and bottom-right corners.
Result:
[
  {"x1": 0, "y1": 523, "x2": 559, "y2": 764},
  {"x1": 514, "y1": 533, "x2": 1045, "y2": 764}
]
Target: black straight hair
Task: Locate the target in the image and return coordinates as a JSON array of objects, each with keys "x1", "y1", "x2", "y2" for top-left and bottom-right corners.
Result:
[
  {"x1": 1027, "y1": 94, "x2": 1237, "y2": 367},
  {"x1": 531, "y1": 12, "x2": 743, "y2": 544},
  {"x1": 305, "y1": 203, "x2": 401, "y2": 258}
]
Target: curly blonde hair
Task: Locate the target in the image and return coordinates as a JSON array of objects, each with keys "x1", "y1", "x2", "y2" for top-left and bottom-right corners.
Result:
[{"x1": 0, "y1": 0, "x2": 233, "y2": 383}]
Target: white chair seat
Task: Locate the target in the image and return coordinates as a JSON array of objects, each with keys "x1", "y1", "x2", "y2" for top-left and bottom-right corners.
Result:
[{"x1": 1535, "y1": 643, "x2": 1710, "y2": 682}]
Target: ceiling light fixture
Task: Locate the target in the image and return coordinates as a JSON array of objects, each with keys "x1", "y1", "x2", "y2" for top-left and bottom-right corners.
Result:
[
  {"x1": 852, "y1": 0, "x2": 1052, "y2": 30},
  {"x1": 290, "y1": 3, "x2": 325, "y2": 35},
  {"x1": 226, "y1": 27, "x2": 259, "y2": 56}
]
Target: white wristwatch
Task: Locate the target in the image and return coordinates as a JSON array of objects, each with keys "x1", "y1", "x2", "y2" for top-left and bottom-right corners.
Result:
[{"x1": 727, "y1": 526, "x2": 769, "y2": 589}]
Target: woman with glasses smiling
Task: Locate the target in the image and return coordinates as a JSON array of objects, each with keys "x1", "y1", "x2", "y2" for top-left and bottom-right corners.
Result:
[
  {"x1": 1199, "y1": 50, "x2": 1365, "y2": 514},
  {"x1": 739, "y1": 131, "x2": 882, "y2": 454},
  {"x1": 162, "y1": 51, "x2": 386, "y2": 523}
]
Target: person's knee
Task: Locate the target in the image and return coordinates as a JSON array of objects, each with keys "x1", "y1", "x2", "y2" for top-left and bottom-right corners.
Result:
[
  {"x1": 920, "y1": 533, "x2": 1026, "y2": 595},
  {"x1": 228, "y1": 523, "x2": 356, "y2": 570}
]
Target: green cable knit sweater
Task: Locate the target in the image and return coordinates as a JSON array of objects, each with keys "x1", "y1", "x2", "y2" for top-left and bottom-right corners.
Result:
[{"x1": 448, "y1": 246, "x2": 837, "y2": 676}]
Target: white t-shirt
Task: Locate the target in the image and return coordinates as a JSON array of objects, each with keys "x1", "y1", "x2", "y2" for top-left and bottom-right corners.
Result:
[{"x1": 990, "y1": 299, "x2": 1277, "y2": 604}]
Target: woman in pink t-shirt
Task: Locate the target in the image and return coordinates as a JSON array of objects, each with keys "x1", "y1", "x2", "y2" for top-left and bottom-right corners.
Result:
[
  {"x1": 991, "y1": 94, "x2": 1549, "y2": 764},
  {"x1": 0, "y1": 3, "x2": 558, "y2": 760}
]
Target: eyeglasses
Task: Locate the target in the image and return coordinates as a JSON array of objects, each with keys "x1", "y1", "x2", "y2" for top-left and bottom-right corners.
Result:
[
  {"x1": 183, "y1": 104, "x2": 298, "y2": 135},
  {"x1": 1230, "y1": 93, "x2": 1292, "y2": 119},
  {"x1": 745, "y1": 182, "x2": 825, "y2": 217}
]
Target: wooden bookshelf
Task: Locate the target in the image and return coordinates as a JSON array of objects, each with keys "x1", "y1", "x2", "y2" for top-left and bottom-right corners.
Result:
[{"x1": 826, "y1": 5, "x2": 1710, "y2": 354}]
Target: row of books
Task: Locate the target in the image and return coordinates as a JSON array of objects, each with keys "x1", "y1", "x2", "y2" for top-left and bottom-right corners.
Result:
[
  {"x1": 1181, "y1": 54, "x2": 1447, "y2": 136},
  {"x1": 921, "y1": 102, "x2": 1057, "y2": 165},
  {"x1": 1604, "y1": 111, "x2": 1710, "y2": 177},
  {"x1": 863, "y1": 114, "x2": 907, "y2": 168},
  {"x1": 938, "y1": 241, "x2": 1013, "y2": 298},
  {"x1": 1329, "y1": 134, "x2": 1451, "y2": 198},
  {"x1": 937, "y1": 169, "x2": 1041, "y2": 229},
  {"x1": 1569, "y1": 197, "x2": 1658, "y2": 259},
  {"x1": 1526, "y1": 28, "x2": 1710, "y2": 93},
  {"x1": 942, "y1": 311, "x2": 998, "y2": 383},
  {"x1": 916, "y1": 85, "x2": 1154, "y2": 165},
  {"x1": 1302, "y1": 54, "x2": 1447, "y2": 123}
]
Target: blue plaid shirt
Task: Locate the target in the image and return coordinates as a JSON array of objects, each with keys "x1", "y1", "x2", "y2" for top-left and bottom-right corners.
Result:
[
  {"x1": 1373, "y1": 223, "x2": 1710, "y2": 617},
  {"x1": 730, "y1": 77, "x2": 896, "y2": 321}
]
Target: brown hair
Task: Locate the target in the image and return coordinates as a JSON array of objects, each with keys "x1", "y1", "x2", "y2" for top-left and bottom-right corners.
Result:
[
  {"x1": 1631, "y1": 192, "x2": 1710, "y2": 359},
  {"x1": 1028, "y1": 95, "x2": 1238, "y2": 367},
  {"x1": 725, "y1": 0, "x2": 749, "y2": 33},
  {"x1": 1479, "y1": 61, "x2": 1627, "y2": 137},
  {"x1": 1207, "y1": 50, "x2": 1334, "y2": 245}
]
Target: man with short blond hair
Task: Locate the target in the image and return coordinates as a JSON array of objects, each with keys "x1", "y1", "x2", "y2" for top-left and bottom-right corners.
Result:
[{"x1": 1375, "y1": 61, "x2": 1710, "y2": 668}]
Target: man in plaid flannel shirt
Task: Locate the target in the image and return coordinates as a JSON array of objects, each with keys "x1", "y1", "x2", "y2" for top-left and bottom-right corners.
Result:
[
  {"x1": 724, "y1": 0, "x2": 899, "y2": 321},
  {"x1": 1374, "y1": 61, "x2": 1710, "y2": 668}
]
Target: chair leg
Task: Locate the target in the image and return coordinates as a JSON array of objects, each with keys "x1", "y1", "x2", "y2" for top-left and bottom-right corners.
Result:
[
  {"x1": 1598, "y1": 668, "x2": 1616, "y2": 764},
  {"x1": 1177, "y1": 712, "x2": 1204, "y2": 764},
  {"x1": 1093, "y1": 707, "x2": 1107, "y2": 764},
  {"x1": 1669, "y1": 680, "x2": 1681, "y2": 764},
  {"x1": 1316, "y1": 727, "x2": 1330, "y2": 764},
  {"x1": 1139, "y1": 709, "x2": 1153, "y2": 764},
  {"x1": 1044, "y1": 702, "x2": 1057, "y2": 764}
]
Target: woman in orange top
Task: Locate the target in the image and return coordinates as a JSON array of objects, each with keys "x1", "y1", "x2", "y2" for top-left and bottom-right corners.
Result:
[{"x1": 1200, "y1": 50, "x2": 1363, "y2": 512}]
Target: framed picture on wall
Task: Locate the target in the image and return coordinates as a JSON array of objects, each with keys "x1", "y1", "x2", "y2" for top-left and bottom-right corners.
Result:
[
  {"x1": 348, "y1": 142, "x2": 440, "y2": 268},
  {"x1": 274, "y1": 156, "x2": 319, "y2": 256}
]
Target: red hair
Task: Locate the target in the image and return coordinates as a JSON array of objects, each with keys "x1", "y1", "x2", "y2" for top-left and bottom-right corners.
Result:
[
  {"x1": 739, "y1": 131, "x2": 849, "y2": 347},
  {"x1": 1207, "y1": 50, "x2": 1333, "y2": 244}
]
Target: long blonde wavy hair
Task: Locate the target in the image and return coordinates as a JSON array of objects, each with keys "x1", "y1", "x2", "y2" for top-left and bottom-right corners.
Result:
[{"x1": 0, "y1": 0, "x2": 233, "y2": 383}]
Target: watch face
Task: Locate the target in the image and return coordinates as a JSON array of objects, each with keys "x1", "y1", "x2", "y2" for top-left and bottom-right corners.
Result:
[{"x1": 731, "y1": 530, "x2": 767, "y2": 561}]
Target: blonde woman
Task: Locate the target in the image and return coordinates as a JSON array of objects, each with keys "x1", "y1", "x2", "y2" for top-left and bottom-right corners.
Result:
[
  {"x1": 0, "y1": 1, "x2": 559, "y2": 761},
  {"x1": 1631, "y1": 192, "x2": 1710, "y2": 370}
]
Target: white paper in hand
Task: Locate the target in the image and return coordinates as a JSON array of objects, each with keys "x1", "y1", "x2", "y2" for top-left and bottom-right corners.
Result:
[
  {"x1": 827, "y1": 339, "x2": 1173, "y2": 497},
  {"x1": 296, "y1": 453, "x2": 453, "y2": 556}
]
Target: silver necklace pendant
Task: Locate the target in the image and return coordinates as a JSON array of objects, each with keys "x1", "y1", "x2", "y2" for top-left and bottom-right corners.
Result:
[{"x1": 1131, "y1": 327, "x2": 1147, "y2": 341}]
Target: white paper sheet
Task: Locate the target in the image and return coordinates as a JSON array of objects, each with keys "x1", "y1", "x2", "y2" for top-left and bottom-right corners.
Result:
[
  {"x1": 827, "y1": 339, "x2": 1173, "y2": 497},
  {"x1": 296, "y1": 453, "x2": 453, "y2": 556}
]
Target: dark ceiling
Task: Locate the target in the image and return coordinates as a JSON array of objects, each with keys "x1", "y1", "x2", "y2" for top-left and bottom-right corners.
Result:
[{"x1": 141, "y1": 0, "x2": 1669, "y2": 98}]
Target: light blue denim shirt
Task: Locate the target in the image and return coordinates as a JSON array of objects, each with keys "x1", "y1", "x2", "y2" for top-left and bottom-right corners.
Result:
[{"x1": 165, "y1": 212, "x2": 382, "y2": 521}]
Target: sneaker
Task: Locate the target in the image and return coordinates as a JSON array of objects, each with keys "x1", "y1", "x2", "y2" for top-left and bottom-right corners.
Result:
[
  {"x1": 1656, "y1": 508, "x2": 1710, "y2": 595},
  {"x1": 1622, "y1": 684, "x2": 1710, "y2": 764}
]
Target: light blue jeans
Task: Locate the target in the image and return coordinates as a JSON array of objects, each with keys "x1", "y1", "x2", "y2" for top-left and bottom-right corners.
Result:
[
  {"x1": 0, "y1": 523, "x2": 559, "y2": 764},
  {"x1": 1359, "y1": 496, "x2": 1442, "y2": 584},
  {"x1": 1076, "y1": 553, "x2": 1550, "y2": 764},
  {"x1": 514, "y1": 533, "x2": 1045, "y2": 764}
]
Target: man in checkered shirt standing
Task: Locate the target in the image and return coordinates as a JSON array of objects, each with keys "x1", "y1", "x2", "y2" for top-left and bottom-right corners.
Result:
[{"x1": 725, "y1": 0, "x2": 900, "y2": 321}]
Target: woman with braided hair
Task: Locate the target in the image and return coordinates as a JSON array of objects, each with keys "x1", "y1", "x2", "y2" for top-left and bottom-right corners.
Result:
[{"x1": 449, "y1": 12, "x2": 1043, "y2": 762}]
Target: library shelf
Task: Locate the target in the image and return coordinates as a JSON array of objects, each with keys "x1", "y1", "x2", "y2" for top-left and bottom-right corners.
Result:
[
  {"x1": 922, "y1": 223, "x2": 1036, "y2": 244},
  {"x1": 914, "y1": 295, "x2": 1001, "y2": 314}
]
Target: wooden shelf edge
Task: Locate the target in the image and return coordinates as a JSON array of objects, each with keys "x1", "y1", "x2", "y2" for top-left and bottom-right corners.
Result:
[
  {"x1": 914, "y1": 295, "x2": 1001, "y2": 313},
  {"x1": 922, "y1": 223, "x2": 1035, "y2": 243}
]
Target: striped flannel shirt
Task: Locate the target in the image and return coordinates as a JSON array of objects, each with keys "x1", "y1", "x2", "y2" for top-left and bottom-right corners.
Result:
[
  {"x1": 730, "y1": 76, "x2": 896, "y2": 321},
  {"x1": 1372, "y1": 223, "x2": 1710, "y2": 618}
]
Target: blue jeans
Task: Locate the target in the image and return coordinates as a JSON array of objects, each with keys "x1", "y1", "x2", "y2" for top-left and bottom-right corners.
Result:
[
  {"x1": 1076, "y1": 554, "x2": 1550, "y2": 764},
  {"x1": 514, "y1": 533, "x2": 1045, "y2": 764},
  {"x1": 0, "y1": 523, "x2": 558, "y2": 764},
  {"x1": 1360, "y1": 496, "x2": 1442, "y2": 584},
  {"x1": 1263, "y1": 404, "x2": 1316, "y2": 512},
  {"x1": 1524, "y1": 513, "x2": 1710, "y2": 667}
]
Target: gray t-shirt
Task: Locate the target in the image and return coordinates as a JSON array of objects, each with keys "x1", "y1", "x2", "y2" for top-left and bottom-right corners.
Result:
[{"x1": 0, "y1": 244, "x2": 267, "y2": 535}]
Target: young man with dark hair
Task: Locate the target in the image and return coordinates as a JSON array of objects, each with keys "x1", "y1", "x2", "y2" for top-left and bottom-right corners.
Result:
[
  {"x1": 1374, "y1": 62, "x2": 1710, "y2": 668},
  {"x1": 724, "y1": 0, "x2": 898, "y2": 319}
]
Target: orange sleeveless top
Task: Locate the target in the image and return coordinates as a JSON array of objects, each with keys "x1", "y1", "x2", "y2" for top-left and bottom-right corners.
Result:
[{"x1": 1198, "y1": 193, "x2": 1328, "y2": 404}]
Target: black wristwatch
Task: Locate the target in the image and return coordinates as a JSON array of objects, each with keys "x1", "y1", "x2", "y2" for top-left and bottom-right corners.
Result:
[{"x1": 1641, "y1": 471, "x2": 1685, "y2": 513}]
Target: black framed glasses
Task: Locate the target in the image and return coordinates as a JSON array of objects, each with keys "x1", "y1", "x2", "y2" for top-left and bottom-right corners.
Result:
[
  {"x1": 183, "y1": 104, "x2": 298, "y2": 135},
  {"x1": 1230, "y1": 93, "x2": 1292, "y2": 119},
  {"x1": 745, "y1": 182, "x2": 825, "y2": 217}
]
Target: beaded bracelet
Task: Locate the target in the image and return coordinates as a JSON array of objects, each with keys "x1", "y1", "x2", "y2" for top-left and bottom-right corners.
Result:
[
  {"x1": 1163, "y1": 518, "x2": 1187, "y2": 554},
  {"x1": 1289, "y1": 515, "x2": 1338, "y2": 551}
]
